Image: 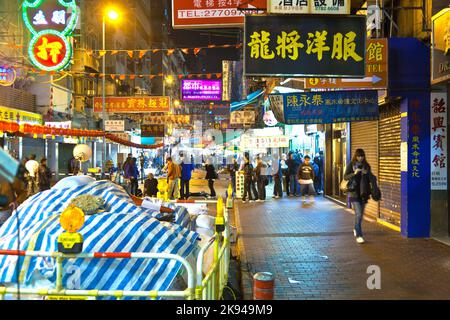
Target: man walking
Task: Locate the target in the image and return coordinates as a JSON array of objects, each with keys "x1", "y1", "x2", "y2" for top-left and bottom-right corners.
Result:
[
  {"x1": 298, "y1": 155, "x2": 316, "y2": 203},
  {"x1": 286, "y1": 152, "x2": 300, "y2": 197},
  {"x1": 25, "y1": 154, "x2": 39, "y2": 196},
  {"x1": 180, "y1": 155, "x2": 194, "y2": 200}
]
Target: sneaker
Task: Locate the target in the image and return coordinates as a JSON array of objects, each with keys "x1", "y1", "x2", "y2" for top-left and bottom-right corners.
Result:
[
  {"x1": 356, "y1": 237, "x2": 365, "y2": 244},
  {"x1": 353, "y1": 229, "x2": 357, "y2": 237},
  {"x1": 249, "y1": 200, "x2": 255, "y2": 203},
  {"x1": 274, "y1": 196, "x2": 280, "y2": 199},
  {"x1": 255, "y1": 199, "x2": 262, "y2": 203},
  {"x1": 242, "y1": 199, "x2": 247, "y2": 203}
]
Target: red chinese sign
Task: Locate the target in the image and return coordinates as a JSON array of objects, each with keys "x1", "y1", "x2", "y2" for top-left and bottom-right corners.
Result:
[
  {"x1": 32, "y1": 33, "x2": 67, "y2": 69},
  {"x1": 430, "y1": 92, "x2": 447, "y2": 190},
  {"x1": 93, "y1": 97, "x2": 170, "y2": 113},
  {"x1": 172, "y1": 0, "x2": 266, "y2": 29}
]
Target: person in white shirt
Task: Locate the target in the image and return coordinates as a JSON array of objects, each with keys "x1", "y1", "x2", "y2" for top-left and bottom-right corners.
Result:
[{"x1": 25, "y1": 154, "x2": 39, "y2": 196}]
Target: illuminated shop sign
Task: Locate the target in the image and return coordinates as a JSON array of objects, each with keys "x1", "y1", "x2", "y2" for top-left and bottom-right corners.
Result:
[
  {"x1": 22, "y1": 0, "x2": 78, "y2": 71},
  {"x1": 0, "y1": 66, "x2": 16, "y2": 86}
]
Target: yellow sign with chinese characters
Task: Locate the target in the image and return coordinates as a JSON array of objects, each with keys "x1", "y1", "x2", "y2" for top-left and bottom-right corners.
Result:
[
  {"x1": 0, "y1": 106, "x2": 43, "y2": 125},
  {"x1": 245, "y1": 15, "x2": 366, "y2": 77}
]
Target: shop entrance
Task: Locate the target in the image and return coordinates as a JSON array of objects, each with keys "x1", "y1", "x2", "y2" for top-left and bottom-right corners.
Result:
[{"x1": 325, "y1": 123, "x2": 349, "y2": 204}]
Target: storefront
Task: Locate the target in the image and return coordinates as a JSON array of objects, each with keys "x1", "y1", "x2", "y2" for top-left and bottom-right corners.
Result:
[{"x1": 430, "y1": 8, "x2": 450, "y2": 240}]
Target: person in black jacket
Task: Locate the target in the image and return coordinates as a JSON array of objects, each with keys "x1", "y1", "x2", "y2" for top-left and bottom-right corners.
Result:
[
  {"x1": 255, "y1": 157, "x2": 267, "y2": 202},
  {"x1": 286, "y1": 152, "x2": 300, "y2": 196},
  {"x1": 343, "y1": 148, "x2": 373, "y2": 244},
  {"x1": 298, "y1": 155, "x2": 316, "y2": 202},
  {"x1": 242, "y1": 154, "x2": 256, "y2": 203},
  {"x1": 144, "y1": 173, "x2": 159, "y2": 197},
  {"x1": 204, "y1": 159, "x2": 217, "y2": 198},
  {"x1": 229, "y1": 157, "x2": 239, "y2": 196},
  {"x1": 38, "y1": 158, "x2": 52, "y2": 192}
]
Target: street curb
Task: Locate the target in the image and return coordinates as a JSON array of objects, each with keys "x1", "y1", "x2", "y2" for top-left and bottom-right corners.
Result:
[{"x1": 233, "y1": 202, "x2": 254, "y2": 300}]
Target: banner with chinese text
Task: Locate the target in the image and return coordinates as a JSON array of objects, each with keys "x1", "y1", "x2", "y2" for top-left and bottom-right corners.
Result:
[
  {"x1": 172, "y1": 0, "x2": 266, "y2": 29},
  {"x1": 240, "y1": 135, "x2": 289, "y2": 150},
  {"x1": 105, "y1": 120, "x2": 125, "y2": 132},
  {"x1": 268, "y1": 0, "x2": 350, "y2": 15},
  {"x1": 0, "y1": 106, "x2": 42, "y2": 125},
  {"x1": 141, "y1": 124, "x2": 165, "y2": 137},
  {"x1": 430, "y1": 92, "x2": 447, "y2": 190},
  {"x1": 244, "y1": 15, "x2": 366, "y2": 77},
  {"x1": 93, "y1": 97, "x2": 170, "y2": 113},
  {"x1": 271, "y1": 90, "x2": 378, "y2": 124}
]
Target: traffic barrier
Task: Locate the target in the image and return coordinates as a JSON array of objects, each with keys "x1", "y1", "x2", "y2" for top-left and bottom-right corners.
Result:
[
  {"x1": 0, "y1": 198, "x2": 231, "y2": 300},
  {"x1": 0, "y1": 250, "x2": 195, "y2": 300},
  {"x1": 253, "y1": 272, "x2": 275, "y2": 300},
  {"x1": 195, "y1": 197, "x2": 230, "y2": 300}
]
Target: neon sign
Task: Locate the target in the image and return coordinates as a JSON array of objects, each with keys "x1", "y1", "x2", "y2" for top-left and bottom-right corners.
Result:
[
  {"x1": 0, "y1": 66, "x2": 16, "y2": 86},
  {"x1": 22, "y1": 0, "x2": 78, "y2": 71}
]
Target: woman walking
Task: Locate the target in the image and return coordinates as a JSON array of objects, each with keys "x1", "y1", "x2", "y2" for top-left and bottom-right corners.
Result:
[{"x1": 343, "y1": 149, "x2": 373, "y2": 244}]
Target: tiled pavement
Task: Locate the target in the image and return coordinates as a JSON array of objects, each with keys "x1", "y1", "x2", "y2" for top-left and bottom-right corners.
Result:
[{"x1": 234, "y1": 196, "x2": 450, "y2": 300}]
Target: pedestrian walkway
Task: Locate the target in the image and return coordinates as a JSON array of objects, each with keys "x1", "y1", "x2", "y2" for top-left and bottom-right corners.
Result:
[{"x1": 235, "y1": 196, "x2": 450, "y2": 300}]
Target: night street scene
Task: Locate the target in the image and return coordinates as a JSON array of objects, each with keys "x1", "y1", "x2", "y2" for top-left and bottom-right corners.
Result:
[{"x1": 0, "y1": 0, "x2": 449, "y2": 308}]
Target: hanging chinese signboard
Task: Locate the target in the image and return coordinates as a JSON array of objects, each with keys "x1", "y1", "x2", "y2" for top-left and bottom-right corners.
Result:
[
  {"x1": 431, "y1": 8, "x2": 450, "y2": 85},
  {"x1": 270, "y1": 90, "x2": 378, "y2": 124},
  {"x1": 230, "y1": 110, "x2": 256, "y2": 125},
  {"x1": 105, "y1": 120, "x2": 125, "y2": 132},
  {"x1": 0, "y1": 66, "x2": 16, "y2": 86},
  {"x1": 141, "y1": 124, "x2": 165, "y2": 138},
  {"x1": 93, "y1": 97, "x2": 170, "y2": 113},
  {"x1": 172, "y1": 0, "x2": 266, "y2": 29},
  {"x1": 0, "y1": 106, "x2": 43, "y2": 124},
  {"x1": 22, "y1": 0, "x2": 78, "y2": 71},
  {"x1": 244, "y1": 15, "x2": 366, "y2": 77},
  {"x1": 241, "y1": 135, "x2": 289, "y2": 149},
  {"x1": 430, "y1": 92, "x2": 447, "y2": 190},
  {"x1": 181, "y1": 79, "x2": 222, "y2": 101},
  {"x1": 141, "y1": 115, "x2": 191, "y2": 125},
  {"x1": 268, "y1": 0, "x2": 350, "y2": 15},
  {"x1": 305, "y1": 38, "x2": 388, "y2": 89}
]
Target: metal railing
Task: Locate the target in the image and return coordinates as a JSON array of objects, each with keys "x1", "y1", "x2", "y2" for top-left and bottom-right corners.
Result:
[
  {"x1": 0, "y1": 250, "x2": 195, "y2": 300},
  {"x1": 0, "y1": 197, "x2": 232, "y2": 300}
]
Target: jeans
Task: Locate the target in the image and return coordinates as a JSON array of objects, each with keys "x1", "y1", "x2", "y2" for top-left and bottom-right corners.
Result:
[
  {"x1": 273, "y1": 175, "x2": 283, "y2": 197},
  {"x1": 208, "y1": 179, "x2": 216, "y2": 197},
  {"x1": 168, "y1": 178, "x2": 180, "y2": 199},
  {"x1": 352, "y1": 202, "x2": 366, "y2": 237},
  {"x1": 180, "y1": 179, "x2": 190, "y2": 199},
  {"x1": 243, "y1": 177, "x2": 254, "y2": 201},
  {"x1": 27, "y1": 176, "x2": 38, "y2": 196},
  {"x1": 129, "y1": 177, "x2": 139, "y2": 196},
  {"x1": 257, "y1": 176, "x2": 266, "y2": 200},
  {"x1": 300, "y1": 183, "x2": 316, "y2": 196},
  {"x1": 231, "y1": 175, "x2": 236, "y2": 195},
  {"x1": 289, "y1": 175, "x2": 300, "y2": 196}
]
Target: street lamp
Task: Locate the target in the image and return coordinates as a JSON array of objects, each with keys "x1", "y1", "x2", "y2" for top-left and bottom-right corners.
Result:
[{"x1": 102, "y1": 8, "x2": 120, "y2": 173}]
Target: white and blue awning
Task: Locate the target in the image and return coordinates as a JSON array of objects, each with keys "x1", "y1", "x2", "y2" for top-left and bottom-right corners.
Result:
[{"x1": 230, "y1": 89, "x2": 264, "y2": 112}]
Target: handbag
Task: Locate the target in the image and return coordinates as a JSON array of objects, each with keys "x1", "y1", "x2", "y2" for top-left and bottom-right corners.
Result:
[{"x1": 340, "y1": 177, "x2": 357, "y2": 193}]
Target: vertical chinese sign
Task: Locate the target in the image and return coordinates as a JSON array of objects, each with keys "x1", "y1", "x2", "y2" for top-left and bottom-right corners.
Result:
[
  {"x1": 430, "y1": 93, "x2": 447, "y2": 190},
  {"x1": 409, "y1": 99, "x2": 422, "y2": 179},
  {"x1": 22, "y1": 0, "x2": 78, "y2": 71}
]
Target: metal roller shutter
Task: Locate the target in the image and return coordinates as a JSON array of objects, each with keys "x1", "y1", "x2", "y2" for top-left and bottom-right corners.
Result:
[
  {"x1": 350, "y1": 121, "x2": 379, "y2": 220},
  {"x1": 378, "y1": 104, "x2": 401, "y2": 226}
]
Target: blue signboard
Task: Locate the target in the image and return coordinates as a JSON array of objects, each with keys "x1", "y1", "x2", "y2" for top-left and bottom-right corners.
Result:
[{"x1": 271, "y1": 90, "x2": 379, "y2": 124}]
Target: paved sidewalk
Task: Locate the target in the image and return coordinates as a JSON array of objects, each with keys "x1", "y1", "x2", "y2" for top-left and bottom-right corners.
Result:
[{"x1": 235, "y1": 196, "x2": 450, "y2": 300}]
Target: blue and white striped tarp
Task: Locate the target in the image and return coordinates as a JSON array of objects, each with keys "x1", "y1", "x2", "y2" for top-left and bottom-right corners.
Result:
[{"x1": 0, "y1": 180, "x2": 198, "y2": 299}]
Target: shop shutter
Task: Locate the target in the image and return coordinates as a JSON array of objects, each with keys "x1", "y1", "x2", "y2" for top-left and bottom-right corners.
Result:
[
  {"x1": 351, "y1": 121, "x2": 379, "y2": 220},
  {"x1": 378, "y1": 104, "x2": 402, "y2": 226}
]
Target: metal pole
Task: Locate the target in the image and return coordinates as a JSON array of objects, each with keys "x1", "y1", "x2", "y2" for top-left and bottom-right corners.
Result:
[{"x1": 102, "y1": 15, "x2": 107, "y2": 174}]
